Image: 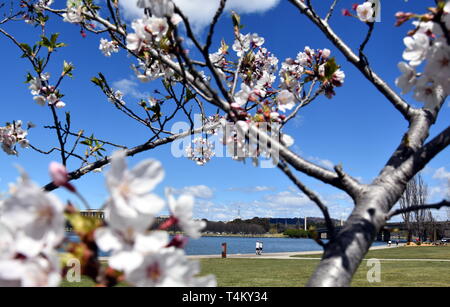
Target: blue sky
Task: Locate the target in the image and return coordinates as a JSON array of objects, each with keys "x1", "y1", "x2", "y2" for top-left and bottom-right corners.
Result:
[{"x1": 0, "y1": 0, "x2": 449, "y2": 222}]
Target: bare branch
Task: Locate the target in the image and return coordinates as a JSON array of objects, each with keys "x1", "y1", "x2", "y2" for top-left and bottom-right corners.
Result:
[
  {"x1": 278, "y1": 160, "x2": 336, "y2": 242},
  {"x1": 325, "y1": 0, "x2": 340, "y2": 22},
  {"x1": 387, "y1": 200, "x2": 450, "y2": 219},
  {"x1": 204, "y1": 0, "x2": 227, "y2": 53}
]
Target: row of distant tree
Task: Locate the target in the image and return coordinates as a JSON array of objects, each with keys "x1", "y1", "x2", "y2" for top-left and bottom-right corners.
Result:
[
  {"x1": 202, "y1": 217, "x2": 335, "y2": 235},
  {"x1": 151, "y1": 216, "x2": 334, "y2": 235}
]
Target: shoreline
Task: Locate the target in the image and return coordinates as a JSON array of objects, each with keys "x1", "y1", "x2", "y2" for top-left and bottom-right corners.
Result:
[
  {"x1": 98, "y1": 243, "x2": 394, "y2": 262},
  {"x1": 186, "y1": 243, "x2": 398, "y2": 259}
]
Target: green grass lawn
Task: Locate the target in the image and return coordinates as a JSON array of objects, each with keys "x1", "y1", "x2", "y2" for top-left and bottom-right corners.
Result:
[
  {"x1": 60, "y1": 246, "x2": 450, "y2": 287},
  {"x1": 199, "y1": 258, "x2": 450, "y2": 287},
  {"x1": 292, "y1": 246, "x2": 450, "y2": 260}
]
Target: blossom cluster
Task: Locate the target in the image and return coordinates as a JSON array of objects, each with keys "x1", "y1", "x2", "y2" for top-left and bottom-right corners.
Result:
[
  {"x1": 126, "y1": 0, "x2": 182, "y2": 55},
  {"x1": 218, "y1": 120, "x2": 294, "y2": 166},
  {"x1": 185, "y1": 136, "x2": 216, "y2": 166},
  {"x1": 94, "y1": 151, "x2": 215, "y2": 286},
  {"x1": 0, "y1": 121, "x2": 30, "y2": 156},
  {"x1": 280, "y1": 46, "x2": 345, "y2": 100},
  {"x1": 0, "y1": 151, "x2": 214, "y2": 287},
  {"x1": 125, "y1": 2, "x2": 181, "y2": 83},
  {"x1": 395, "y1": 2, "x2": 450, "y2": 108},
  {"x1": 232, "y1": 34, "x2": 279, "y2": 109},
  {"x1": 0, "y1": 173, "x2": 64, "y2": 286},
  {"x1": 28, "y1": 73, "x2": 66, "y2": 108},
  {"x1": 99, "y1": 39, "x2": 119, "y2": 57},
  {"x1": 62, "y1": 0, "x2": 85, "y2": 24}
]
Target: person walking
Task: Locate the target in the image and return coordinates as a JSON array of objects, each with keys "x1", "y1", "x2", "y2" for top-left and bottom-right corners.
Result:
[
  {"x1": 260, "y1": 241, "x2": 263, "y2": 255},
  {"x1": 255, "y1": 241, "x2": 260, "y2": 255}
]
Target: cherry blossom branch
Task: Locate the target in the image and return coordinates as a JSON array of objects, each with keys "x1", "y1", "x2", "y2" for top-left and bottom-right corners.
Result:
[
  {"x1": 43, "y1": 121, "x2": 220, "y2": 191},
  {"x1": 0, "y1": 27, "x2": 39, "y2": 71},
  {"x1": 282, "y1": 81, "x2": 322, "y2": 126},
  {"x1": 42, "y1": 3, "x2": 366, "y2": 199},
  {"x1": 289, "y1": 0, "x2": 417, "y2": 121},
  {"x1": 359, "y1": 22, "x2": 374, "y2": 58},
  {"x1": 49, "y1": 105, "x2": 67, "y2": 165}
]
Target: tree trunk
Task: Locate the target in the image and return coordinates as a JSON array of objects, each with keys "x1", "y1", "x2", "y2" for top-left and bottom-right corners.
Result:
[{"x1": 307, "y1": 185, "x2": 398, "y2": 287}]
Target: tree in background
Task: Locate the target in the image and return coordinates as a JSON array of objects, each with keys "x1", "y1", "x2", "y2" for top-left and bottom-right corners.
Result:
[{"x1": 399, "y1": 174, "x2": 438, "y2": 242}]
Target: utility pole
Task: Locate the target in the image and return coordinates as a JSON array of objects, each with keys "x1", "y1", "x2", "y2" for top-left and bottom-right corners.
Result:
[{"x1": 304, "y1": 216, "x2": 307, "y2": 231}]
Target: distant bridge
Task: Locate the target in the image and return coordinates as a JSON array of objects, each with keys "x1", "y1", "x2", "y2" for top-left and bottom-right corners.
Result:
[
  {"x1": 317, "y1": 221, "x2": 450, "y2": 242},
  {"x1": 316, "y1": 226, "x2": 393, "y2": 242}
]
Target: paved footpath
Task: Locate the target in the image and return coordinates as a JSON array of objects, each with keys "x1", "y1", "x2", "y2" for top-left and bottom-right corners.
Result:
[{"x1": 187, "y1": 243, "x2": 450, "y2": 261}]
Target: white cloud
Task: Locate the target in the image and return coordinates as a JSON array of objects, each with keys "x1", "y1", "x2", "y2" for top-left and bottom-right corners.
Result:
[
  {"x1": 263, "y1": 191, "x2": 314, "y2": 207},
  {"x1": 433, "y1": 167, "x2": 450, "y2": 181},
  {"x1": 226, "y1": 186, "x2": 276, "y2": 193},
  {"x1": 173, "y1": 185, "x2": 215, "y2": 199},
  {"x1": 307, "y1": 156, "x2": 334, "y2": 170},
  {"x1": 119, "y1": 0, "x2": 281, "y2": 32},
  {"x1": 112, "y1": 78, "x2": 149, "y2": 99}
]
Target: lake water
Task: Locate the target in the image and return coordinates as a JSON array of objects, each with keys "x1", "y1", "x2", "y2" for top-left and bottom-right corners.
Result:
[
  {"x1": 68, "y1": 234, "x2": 386, "y2": 256},
  {"x1": 185, "y1": 236, "x2": 386, "y2": 255}
]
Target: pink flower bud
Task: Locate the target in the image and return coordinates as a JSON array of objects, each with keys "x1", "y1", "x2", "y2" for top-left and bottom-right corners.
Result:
[
  {"x1": 49, "y1": 162, "x2": 75, "y2": 192},
  {"x1": 342, "y1": 9, "x2": 352, "y2": 17}
]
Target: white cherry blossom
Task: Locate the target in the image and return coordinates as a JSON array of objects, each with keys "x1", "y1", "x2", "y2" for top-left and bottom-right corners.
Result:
[
  {"x1": 125, "y1": 247, "x2": 215, "y2": 287},
  {"x1": 99, "y1": 39, "x2": 119, "y2": 57},
  {"x1": 276, "y1": 89, "x2": 296, "y2": 112},
  {"x1": 105, "y1": 151, "x2": 165, "y2": 233},
  {"x1": 0, "y1": 172, "x2": 65, "y2": 258},
  {"x1": 395, "y1": 62, "x2": 417, "y2": 94},
  {"x1": 62, "y1": 1, "x2": 84, "y2": 24},
  {"x1": 402, "y1": 33, "x2": 430, "y2": 66},
  {"x1": 357, "y1": 2, "x2": 375, "y2": 23},
  {"x1": 424, "y1": 41, "x2": 450, "y2": 95},
  {"x1": 0, "y1": 253, "x2": 61, "y2": 287},
  {"x1": 234, "y1": 83, "x2": 253, "y2": 106},
  {"x1": 166, "y1": 191, "x2": 205, "y2": 239},
  {"x1": 413, "y1": 77, "x2": 441, "y2": 109},
  {"x1": 232, "y1": 33, "x2": 251, "y2": 57}
]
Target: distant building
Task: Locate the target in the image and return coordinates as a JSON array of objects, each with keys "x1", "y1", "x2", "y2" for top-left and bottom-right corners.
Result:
[
  {"x1": 80, "y1": 210, "x2": 105, "y2": 220},
  {"x1": 66, "y1": 211, "x2": 171, "y2": 232}
]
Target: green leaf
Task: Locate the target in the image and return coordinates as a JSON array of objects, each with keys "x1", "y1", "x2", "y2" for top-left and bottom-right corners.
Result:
[
  {"x1": 324, "y1": 57, "x2": 339, "y2": 79},
  {"x1": 19, "y1": 43, "x2": 32, "y2": 58}
]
